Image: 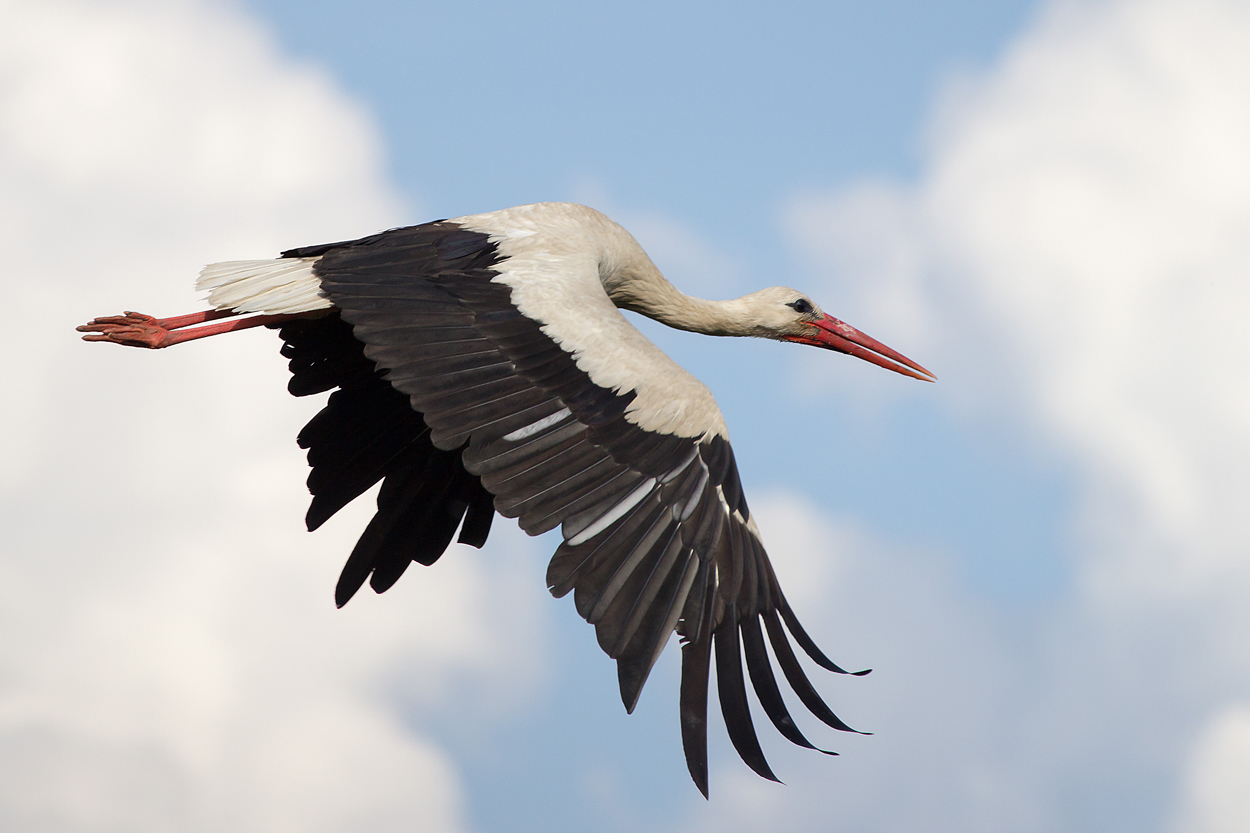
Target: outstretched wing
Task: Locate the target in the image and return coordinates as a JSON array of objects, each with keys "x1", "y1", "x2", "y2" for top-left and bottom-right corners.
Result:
[{"x1": 274, "y1": 221, "x2": 866, "y2": 795}]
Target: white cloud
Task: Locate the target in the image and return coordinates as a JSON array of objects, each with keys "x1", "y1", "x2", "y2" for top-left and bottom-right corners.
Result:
[
  {"x1": 0, "y1": 1, "x2": 544, "y2": 830},
  {"x1": 1174, "y1": 705, "x2": 1250, "y2": 833},
  {"x1": 782, "y1": 0, "x2": 1250, "y2": 829}
]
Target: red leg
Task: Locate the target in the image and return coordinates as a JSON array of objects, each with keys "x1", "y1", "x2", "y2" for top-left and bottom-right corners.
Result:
[
  {"x1": 163, "y1": 313, "x2": 309, "y2": 345},
  {"x1": 153, "y1": 308, "x2": 243, "y2": 331},
  {"x1": 78, "y1": 309, "x2": 312, "y2": 349}
]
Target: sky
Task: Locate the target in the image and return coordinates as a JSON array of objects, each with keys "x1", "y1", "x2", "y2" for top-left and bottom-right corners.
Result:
[{"x1": 1, "y1": 0, "x2": 1249, "y2": 831}]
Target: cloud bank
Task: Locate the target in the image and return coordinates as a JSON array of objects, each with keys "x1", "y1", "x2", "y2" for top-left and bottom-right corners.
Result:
[
  {"x1": 757, "y1": 0, "x2": 1250, "y2": 830},
  {"x1": 0, "y1": 1, "x2": 544, "y2": 830}
]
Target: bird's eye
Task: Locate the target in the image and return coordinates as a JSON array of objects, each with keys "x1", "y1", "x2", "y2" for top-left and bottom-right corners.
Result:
[{"x1": 788, "y1": 298, "x2": 812, "y2": 314}]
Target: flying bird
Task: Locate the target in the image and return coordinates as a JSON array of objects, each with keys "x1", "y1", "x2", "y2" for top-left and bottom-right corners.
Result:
[{"x1": 78, "y1": 202, "x2": 933, "y2": 796}]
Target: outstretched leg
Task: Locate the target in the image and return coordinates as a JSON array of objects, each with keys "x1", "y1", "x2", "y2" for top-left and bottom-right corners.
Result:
[{"x1": 78, "y1": 309, "x2": 312, "y2": 348}]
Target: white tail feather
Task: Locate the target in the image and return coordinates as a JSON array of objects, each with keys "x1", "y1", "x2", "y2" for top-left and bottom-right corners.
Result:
[{"x1": 196, "y1": 258, "x2": 332, "y2": 315}]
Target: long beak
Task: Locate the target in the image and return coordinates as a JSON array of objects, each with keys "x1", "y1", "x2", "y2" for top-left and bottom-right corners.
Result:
[{"x1": 786, "y1": 314, "x2": 936, "y2": 382}]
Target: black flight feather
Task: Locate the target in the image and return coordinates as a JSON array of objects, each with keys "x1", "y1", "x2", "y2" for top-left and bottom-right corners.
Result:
[{"x1": 714, "y1": 605, "x2": 780, "y2": 783}]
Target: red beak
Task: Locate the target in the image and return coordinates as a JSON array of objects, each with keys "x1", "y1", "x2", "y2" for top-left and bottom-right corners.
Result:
[{"x1": 786, "y1": 314, "x2": 935, "y2": 382}]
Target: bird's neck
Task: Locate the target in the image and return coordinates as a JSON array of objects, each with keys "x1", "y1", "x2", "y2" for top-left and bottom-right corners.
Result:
[{"x1": 609, "y1": 273, "x2": 757, "y2": 337}]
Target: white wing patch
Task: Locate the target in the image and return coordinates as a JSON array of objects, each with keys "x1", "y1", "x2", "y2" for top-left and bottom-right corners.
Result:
[
  {"x1": 197, "y1": 258, "x2": 333, "y2": 315},
  {"x1": 568, "y1": 477, "x2": 657, "y2": 546},
  {"x1": 502, "y1": 407, "x2": 572, "y2": 442}
]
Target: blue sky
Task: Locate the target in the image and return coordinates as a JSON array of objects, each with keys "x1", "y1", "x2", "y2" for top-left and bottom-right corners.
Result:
[
  {"x1": 244, "y1": 1, "x2": 1031, "y2": 222},
  {"x1": 242, "y1": 0, "x2": 1069, "y2": 607},
  {"x1": 3, "y1": 1, "x2": 1250, "y2": 831}
]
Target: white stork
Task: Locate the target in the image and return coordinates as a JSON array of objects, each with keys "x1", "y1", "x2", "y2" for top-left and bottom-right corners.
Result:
[{"x1": 78, "y1": 202, "x2": 933, "y2": 796}]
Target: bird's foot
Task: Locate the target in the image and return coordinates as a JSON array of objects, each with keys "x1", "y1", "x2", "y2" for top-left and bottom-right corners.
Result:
[
  {"x1": 77, "y1": 311, "x2": 176, "y2": 349},
  {"x1": 78, "y1": 307, "x2": 315, "y2": 348}
]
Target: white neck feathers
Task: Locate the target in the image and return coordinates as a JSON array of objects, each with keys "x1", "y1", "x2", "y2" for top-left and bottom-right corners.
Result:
[{"x1": 607, "y1": 272, "x2": 764, "y2": 338}]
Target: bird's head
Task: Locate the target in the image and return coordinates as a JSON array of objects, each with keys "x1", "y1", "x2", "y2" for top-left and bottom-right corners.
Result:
[{"x1": 747, "y1": 286, "x2": 935, "y2": 382}]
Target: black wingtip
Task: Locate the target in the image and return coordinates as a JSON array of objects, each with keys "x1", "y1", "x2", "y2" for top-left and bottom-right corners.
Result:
[
  {"x1": 776, "y1": 596, "x2": 857, "y2": 675},
  {"x1": 617, "y1": 651, "x2": 649, "y2": 715},
  {"x1": 680, "y1": 587, "x2": 714, "y2": 799},
  {"x1": 621, "y1": 681, "x2": 641, "y2": 715},
  {"x1": 334, "y1": 557, "x2": 370, "y2": 608},
  {"x1": 740, "y1": 614, "x2": 842, "y2": 755},
  {"x1": 456, "y1": 482, "x2": 495, "y2": 548},
  {"x1": 763, "y1": 608, "x2": 867, "y2": 735},
  {"x1": 714, "y1": 609, "x2": 781, "y2": 783},
  {"x1": 334, "y1": 575, "x2": 362, "y2": 608},
  {"x1": 306, "y1": 503, "x2": 330, "y2": 533}
]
